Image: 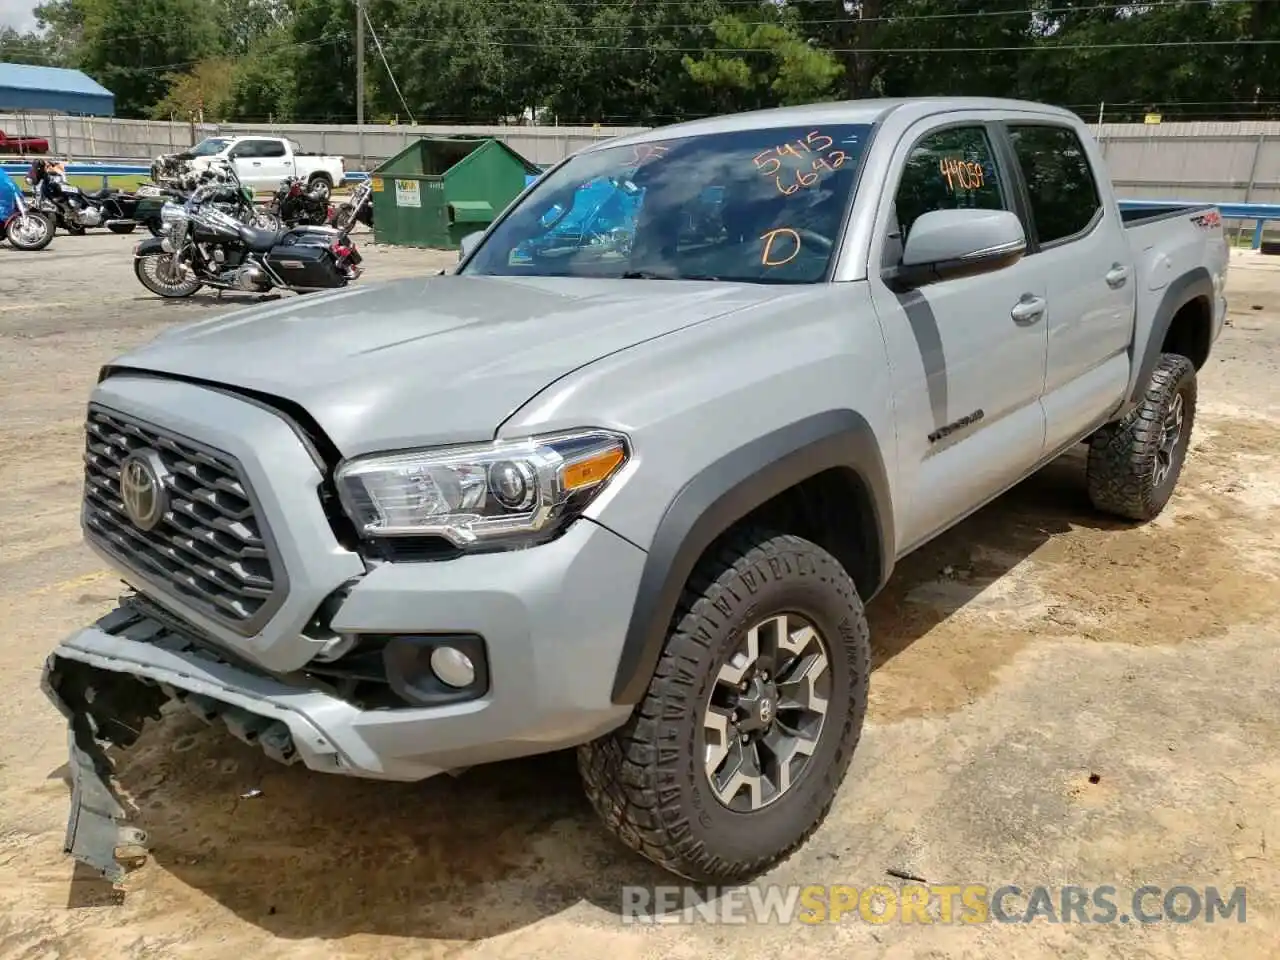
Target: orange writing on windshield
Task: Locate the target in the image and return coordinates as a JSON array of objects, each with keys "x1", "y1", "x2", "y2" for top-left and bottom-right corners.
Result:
[
  {"x1": 760, "y1": 228, "x2": 801, "y2": 267},
  {"x1": 754, "y1": 131, "x2": 849, "y2": 196},
  {"x1": 630, "y1": 143, "x2": 669, "y2": 166},
  {"x1": 940, "y1": 156, "x2": 986, "y2": 191}
]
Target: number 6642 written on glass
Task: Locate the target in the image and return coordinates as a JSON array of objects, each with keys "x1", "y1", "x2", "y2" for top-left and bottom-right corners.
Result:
[{"x1": 753, "y1": 130, "x2": 849, "y2": 196}]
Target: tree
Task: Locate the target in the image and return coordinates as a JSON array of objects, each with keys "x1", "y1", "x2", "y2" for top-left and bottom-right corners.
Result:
[
  {"x1": 150, "y1": 56, "x2": 235, "y2": 121},
  {"x1": 0, "y1": 27, "x2": 59, "y2": 65},
  {"x1": 684, "y1": 14, "x2": 844, "y2": 114},
  {"x1": 38, "y1": 0, "x2": 223, "y2": 117}
]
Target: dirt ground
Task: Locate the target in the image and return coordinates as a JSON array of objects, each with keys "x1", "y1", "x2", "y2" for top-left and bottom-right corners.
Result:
[{"x1": 1, "y1": 232, "x2": 1278, "y2": 959}]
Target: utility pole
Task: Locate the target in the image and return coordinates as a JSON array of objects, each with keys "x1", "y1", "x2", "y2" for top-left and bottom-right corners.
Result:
[{"x1": 356, "y1": 0, "x2": 365, "y2": 167}]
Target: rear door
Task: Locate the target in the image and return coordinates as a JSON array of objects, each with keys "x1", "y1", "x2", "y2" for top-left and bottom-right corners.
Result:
[
  {"x1": 867, "y1": 116, "x2": 1053, "y2": 551},
  {"x1": 1001, "y1": 121, "x2": 1136, "y2": 451},
  {"x1": 255, "y1": 139, "x2": 294, "y2": 190}
]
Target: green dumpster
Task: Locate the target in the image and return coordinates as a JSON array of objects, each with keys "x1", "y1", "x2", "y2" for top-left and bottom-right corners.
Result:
[{"x1": 369, "y1": 136, "x2": 540, "y2": 249}]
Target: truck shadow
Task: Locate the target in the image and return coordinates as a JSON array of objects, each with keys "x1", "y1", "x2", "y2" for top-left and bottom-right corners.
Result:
[{"x1": 88, "y1": 445, "x2": 1131, "y2": 941}]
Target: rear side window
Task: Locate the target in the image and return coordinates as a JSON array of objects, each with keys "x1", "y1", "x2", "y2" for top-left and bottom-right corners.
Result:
[
  {"x1": 1007, "y1": 124, "x2": 1101, "y2": 245},
  {"x1": 893, "y1": 125, "x2": 1006, "y2": 245}
]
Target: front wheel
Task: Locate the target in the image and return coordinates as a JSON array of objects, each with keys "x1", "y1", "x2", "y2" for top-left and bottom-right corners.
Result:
[
  {"x1": 579, "y1": 529, "x2": 870, "y2": 884},
  {"x1": 5, "y1": 211, "x2": 54, "y2": 250},
  {"x1": 1086, "y1": 353, "x2": 1197, "y2": 521},
  {"x1": 331, "y1": 203, "x2": 354, "y2": 232},
  {"x1": 134, "y1": 253, "x2": 202, "y2": 298},
  {"x1": 107, "y1": 222, "x2": 137, "y2": 234}
]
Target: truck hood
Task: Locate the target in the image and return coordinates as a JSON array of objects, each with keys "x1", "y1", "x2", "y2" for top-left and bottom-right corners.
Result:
[{"x1": 111, "y1": 274, "x2": 793, "y2": 456}]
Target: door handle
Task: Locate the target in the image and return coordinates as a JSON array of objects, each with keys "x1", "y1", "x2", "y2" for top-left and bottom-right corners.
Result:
[
  {"x1": 1011, "y1": 295, "x2": 1047, "y2": 324},
  {"x1": 251, "y1": 161, "x2": 262, "y2": 166},
  {"x1": 1105, "y1": 263, "x2": 1130, "y2": 288}
]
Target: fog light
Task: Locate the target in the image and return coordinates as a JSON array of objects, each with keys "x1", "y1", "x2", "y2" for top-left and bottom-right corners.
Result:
[{"x1": 430, "y1": 646, "x2": 476, "y2": 688}]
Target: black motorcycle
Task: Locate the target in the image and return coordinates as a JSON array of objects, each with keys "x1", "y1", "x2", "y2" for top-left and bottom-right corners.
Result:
[
  {"x1": 133, "y1": 181, "x2": 363, "y2": 299},
  {"x1": 27, "y1": 159, "x2": 145, "y2": 235},
  {"x1": 330, "y1": 178, "x2": 373, "y2": 232},
  {"x1": 265, "y1": 175, "x2": 331, "y2": 227}
]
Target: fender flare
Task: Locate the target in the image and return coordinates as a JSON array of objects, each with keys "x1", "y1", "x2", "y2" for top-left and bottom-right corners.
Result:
[
  {"x1": 1128, "y1": 267, "x2": 1215, "y2": 407},
  {"x1": 609, "y1": 409, "x2": 894, "y2": 705}
]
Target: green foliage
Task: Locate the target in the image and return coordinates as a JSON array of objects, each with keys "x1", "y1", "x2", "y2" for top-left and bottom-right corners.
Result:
[
  {"x1": 0, "y1": 26, "x2": 57, "y2": 64},
  {"x1": 14, "y1": 0, "x2": 1280, "y2": 126},
  {"x1": 684, "y1": 14, "x2": 844, "y2": 112}
]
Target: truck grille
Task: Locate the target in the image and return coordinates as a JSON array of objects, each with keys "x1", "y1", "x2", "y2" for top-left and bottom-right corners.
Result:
[{"x1": 81, "y1": 405, "x2": 283, "y2": 634}]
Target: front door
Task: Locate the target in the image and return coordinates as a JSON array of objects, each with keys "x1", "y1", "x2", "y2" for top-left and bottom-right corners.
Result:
[{"x1": 867, "y1": 119, "x2": 1052, "y2": 551}]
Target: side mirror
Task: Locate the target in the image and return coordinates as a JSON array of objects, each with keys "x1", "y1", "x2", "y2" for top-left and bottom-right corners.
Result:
[
  {"x1": 459, "y1": 230, "x2": 485, "y2": 261},
  {"x1": 888, "y1": 208, "x2": 1026, "y2": 290}
]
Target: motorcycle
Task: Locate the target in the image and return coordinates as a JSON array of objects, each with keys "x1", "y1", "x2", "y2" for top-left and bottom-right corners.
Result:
[
  {"x1": 27, "y1": 159, "x2": 146, "y2": 235},
  {"x1": 135, "y1": 164, "x2": 279, "y2": 237},
  {"x1": 265, "y1": 175, "x2": 331, "y2": 227},
  {"x1": 330, "y1": 178, "x2": 374, "y2": 232},
  {"x1": 133, "y1": 180, "x2": 363, "y2": 299},
  {"x1": 1, "y1": 176, "x2": 54, "y2": 250}
]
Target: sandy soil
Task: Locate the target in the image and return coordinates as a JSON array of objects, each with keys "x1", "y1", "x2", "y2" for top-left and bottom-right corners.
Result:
[{"x1": 0, "y1": 234, "x2": 1278, "y2": 959}]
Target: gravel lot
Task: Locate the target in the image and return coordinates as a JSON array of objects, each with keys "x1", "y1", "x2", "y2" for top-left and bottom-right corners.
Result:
[{"x1": 0, "y1": 233, "x2": 1278, "y2": 959}]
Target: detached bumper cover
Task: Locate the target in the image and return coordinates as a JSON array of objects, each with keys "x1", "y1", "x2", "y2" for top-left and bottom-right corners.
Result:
[{"x1": 41, "y1": 643, "x2": 167, "y2": 884}]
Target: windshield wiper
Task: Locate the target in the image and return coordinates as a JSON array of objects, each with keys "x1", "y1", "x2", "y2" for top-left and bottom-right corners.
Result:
[{"x1": 620, "y1": 270, "x2": 721, "y2": 281}]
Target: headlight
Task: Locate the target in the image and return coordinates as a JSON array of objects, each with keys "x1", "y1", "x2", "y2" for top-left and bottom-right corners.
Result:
[
  {"x1": 160, "y1": 202, "x2": 186, "y2": 224},
  {"x1": 334, "y1": 429, "x2": 629, "y2": 546}
]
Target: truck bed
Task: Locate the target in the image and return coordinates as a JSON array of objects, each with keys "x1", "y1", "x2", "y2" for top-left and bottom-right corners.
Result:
[{"x1": 1119, "y1": 201, "x2": 1215, "y2": 229}]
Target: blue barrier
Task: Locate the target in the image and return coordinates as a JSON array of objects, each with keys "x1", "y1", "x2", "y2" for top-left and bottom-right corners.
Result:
[
  {"x1": 1118, "y1": 198, "x2": 1280, "y2": 249},
  {"x1": 1, "y1": 161, "x2": 371, "y2": 190}
]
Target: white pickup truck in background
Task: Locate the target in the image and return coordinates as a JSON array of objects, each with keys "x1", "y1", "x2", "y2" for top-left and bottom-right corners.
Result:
[{"x1": 152, "y1": 135, "x2": 346, "y2": 197}]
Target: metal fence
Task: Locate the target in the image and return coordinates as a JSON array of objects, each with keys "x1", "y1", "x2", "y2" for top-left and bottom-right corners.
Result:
[
  {"x1": 6, "y1": 111, "x2": 1280, "y2": 187},
  {"x1": 8, "y1": 111, "x2": 1280, "y2": 234},
  {"x1": 0, "y1": 112, "x2": 647, "y2": 168}
]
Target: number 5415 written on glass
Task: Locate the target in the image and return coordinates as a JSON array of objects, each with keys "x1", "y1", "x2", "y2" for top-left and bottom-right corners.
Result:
[{"x1": 753, "y1": 130, "x2": 850, "y2": 196}]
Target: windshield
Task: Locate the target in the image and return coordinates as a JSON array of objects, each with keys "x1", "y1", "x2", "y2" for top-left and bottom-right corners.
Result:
[
  {"x1": 190, "y1": 138, "x2": 231, "y2": 157},
  {"x1": 462, "y1": 123, "x2": 873, "y2": 284}
]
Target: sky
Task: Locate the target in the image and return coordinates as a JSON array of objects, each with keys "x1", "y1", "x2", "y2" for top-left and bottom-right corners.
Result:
[{"x1": 0, "y1": 0, "x2": 37, "y2": 31}]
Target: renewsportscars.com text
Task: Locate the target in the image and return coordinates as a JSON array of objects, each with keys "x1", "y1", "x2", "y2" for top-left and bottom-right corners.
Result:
[{"x1": 620, "y1": 884, "x2": 1247, "y2": 925}]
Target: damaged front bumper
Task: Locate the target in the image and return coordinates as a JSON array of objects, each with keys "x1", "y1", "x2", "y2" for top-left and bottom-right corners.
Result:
[{"x1": 41, "y1": 656, "x2": 164, "y2": 883}]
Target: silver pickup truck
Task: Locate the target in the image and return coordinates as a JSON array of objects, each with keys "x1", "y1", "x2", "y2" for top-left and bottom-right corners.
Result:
[{"x1": 43, "y1": 97, "x2": 1228, "y2": 886}]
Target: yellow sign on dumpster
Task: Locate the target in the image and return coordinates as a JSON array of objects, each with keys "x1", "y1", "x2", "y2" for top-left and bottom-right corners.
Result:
[
  {"x1": 370, "y1": 177, "x2": 384, "y2": 192},
  {"x1": 1144, "y1": 113, "x2": 1162, "y2": 125}
]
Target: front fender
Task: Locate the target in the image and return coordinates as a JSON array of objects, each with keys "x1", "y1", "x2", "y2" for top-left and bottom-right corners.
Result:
[
  {"x1": 133, "y1": 236, "x2": 167, "y2": 257},
  {"x1": 609, "y1": 409, "x2": 892, "y2": 705}
]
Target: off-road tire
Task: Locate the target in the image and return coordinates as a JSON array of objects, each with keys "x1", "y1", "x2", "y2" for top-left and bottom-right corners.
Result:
[
  {"x1": 1086, "y1": 352, "x2": 1197, "y2": 521},
  {"x1": 578, "y1": 529, "x2": 870, "y2": 884}
]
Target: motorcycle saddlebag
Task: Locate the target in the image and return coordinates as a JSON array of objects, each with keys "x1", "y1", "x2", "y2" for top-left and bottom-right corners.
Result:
[{"x1": 266, "y1": 244, "x2": 346, "y2": 289}]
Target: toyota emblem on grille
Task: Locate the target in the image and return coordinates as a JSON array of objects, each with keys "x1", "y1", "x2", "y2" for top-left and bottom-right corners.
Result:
[{"x1": 119, "y1": 451, "x2": 167, "y2": 531}]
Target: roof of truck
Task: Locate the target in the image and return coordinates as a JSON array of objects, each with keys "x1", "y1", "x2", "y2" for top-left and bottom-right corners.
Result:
[{"x1": 591, "y1": 97, "x2": 1080, "y2": 149}]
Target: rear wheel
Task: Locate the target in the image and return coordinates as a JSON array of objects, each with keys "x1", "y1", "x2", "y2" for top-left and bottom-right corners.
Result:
[
  {"x1": 578, "y1": 529, "x2": 869, "y2": 884},
  {"x1": 134, "y1": 253, "x2": 202, "y2": 298},
  {"x1": 5, "y1": 211, "x2": 54, "y2": 250},
  {"x1": 1086, "y1": 353, "x2": 1197, "y2": 521}
]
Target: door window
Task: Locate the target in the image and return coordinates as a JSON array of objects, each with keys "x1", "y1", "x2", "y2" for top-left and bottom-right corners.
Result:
[
  {"x1": 257, "y1": 140, "x2": 287, "y2": 158},
  {"x1": 228, "y1": 141, "x2": 259, "y2": 159},
  {"x1": 892, "y1": 125, "x2": 1006, "y2": 249},
  {"x1": 1006, "y1": 124, "x2": 1101, "y2": 245}
]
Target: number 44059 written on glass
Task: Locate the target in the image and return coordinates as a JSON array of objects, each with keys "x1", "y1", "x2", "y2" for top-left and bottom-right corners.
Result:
[{"x1": 753, "y1": 131, "x2": 850, "y2": 196}]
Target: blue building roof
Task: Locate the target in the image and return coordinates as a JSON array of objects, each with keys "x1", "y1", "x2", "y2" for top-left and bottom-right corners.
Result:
[{"x1": 0, "y1": 62, "x2": 114, "y2": 116}]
